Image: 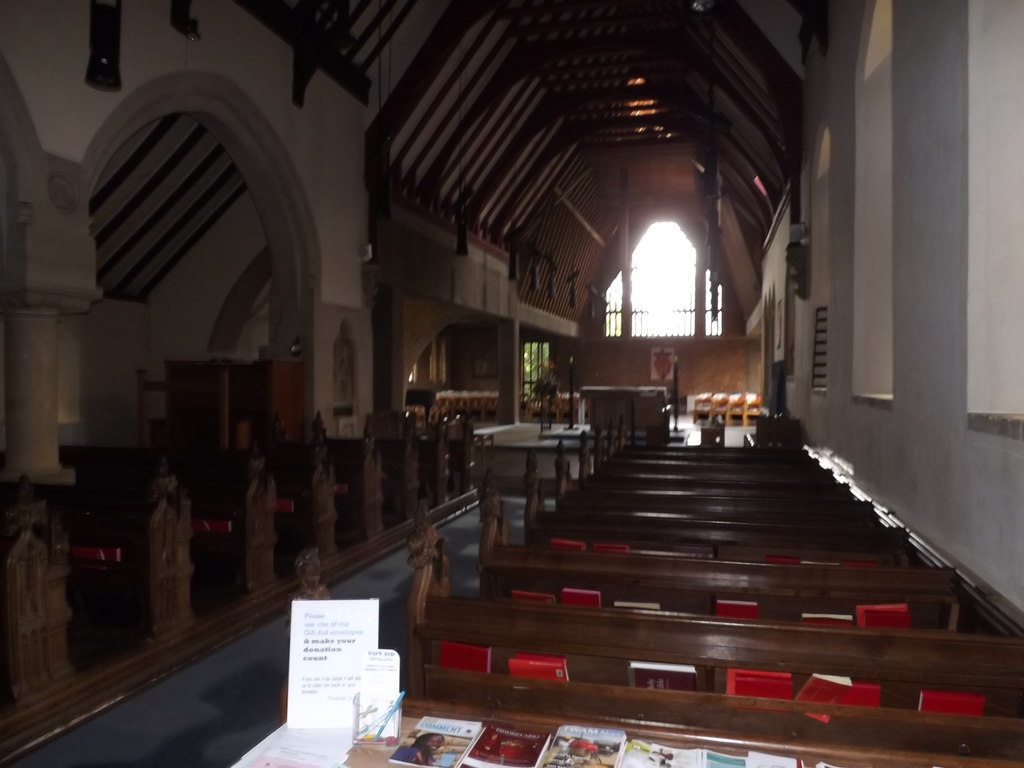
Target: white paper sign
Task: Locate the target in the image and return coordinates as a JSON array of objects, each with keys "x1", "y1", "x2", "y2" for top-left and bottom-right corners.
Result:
[{"x1": 287, "y1": 599, "x2": 379, "y2": 728}]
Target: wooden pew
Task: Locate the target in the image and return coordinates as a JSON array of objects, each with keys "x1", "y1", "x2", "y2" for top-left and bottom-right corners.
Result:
[
  {"x1": 61, "y1": 444, "x2": 276, "y2": 596},
  {"x1": 756, "y1": 416, "x2": 804, "y2": 448},
  {"x1": 324, "y1": 425, "x2": 385, "y2": 542},
  {"x1": 596, "y1": 451, "x2": 840, "y2": 485},
  {"x1": 411, "y1": 678, "x2": 1024, "y2": 767},
  {"x1": 365, "y1": 411, "x2": 419, "y2": 523},
  {"x1": 42, "y1": 458, "x2": 193, "y2": 640},
  {"x1": 267, "y1": 417, "x2": 338, "y2": 561},
  {"x1": 0, "y1": 479, "x2": 73, "y2": 705},
  {"x1": 417, "y1": 419, "x2": 450, "y2": 508},
  {"x1": 557, "y1": 489, "x2": 882, "y2": 525},
  {"x1": 541, "y1": 446, "x2": 916, "y2": 563},
  {"x1": 406, "y1": 527, "x2": 1024, "y2": 718},
  {"x1": 443, "y1": 414, "x2": 475, "y2": 495},
  {"x1": 527, "y1": 480, "x2": 911, "y2": 566},
  {"x1": 476, "y1": 475, "x2": 960, "y2": 628},
  {"x1": 170, "y1": 446, "x2": 277, "y2": 595}
]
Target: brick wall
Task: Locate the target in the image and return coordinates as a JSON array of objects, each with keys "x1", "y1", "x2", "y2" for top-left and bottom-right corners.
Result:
[{"x1": 579, "y1": 336, "x2": 759, "y2": 398}]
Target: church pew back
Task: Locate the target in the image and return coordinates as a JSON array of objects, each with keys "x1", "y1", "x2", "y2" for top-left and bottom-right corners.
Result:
[
  {"x1": 417, "y1": 673, "x2": 1024, "y2": 766},
  {"x1": 478, "y1": 544, "x2": 960, "y2": 629},
  {"x1": 526, "y1": 507, "x2": 912, "y2": 558},
  {"x1": 412, "y1": 594, "x2": 1024, "y2": 716},
  {"x1": 40, "y1": 479, "x2": 193, "y2": 639}
]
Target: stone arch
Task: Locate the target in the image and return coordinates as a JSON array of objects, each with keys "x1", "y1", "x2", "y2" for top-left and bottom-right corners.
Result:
[
  {"x1": 79, "y1": 72, "x2": 318, "y2": 359},
  {"x1": 403, "y1": 300, "x2": 480, "y2": 381},
  {"x1": 207, "y1": 247, "x2": 272, "y2": 356}
]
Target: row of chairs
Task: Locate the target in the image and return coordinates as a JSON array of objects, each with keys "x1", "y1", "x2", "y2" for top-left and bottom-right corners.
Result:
[{"x1": 692, "y1": 392, "x2": 762, "y2": 426}]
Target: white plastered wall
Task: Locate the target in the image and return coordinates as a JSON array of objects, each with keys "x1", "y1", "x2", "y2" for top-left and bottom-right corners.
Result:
[
  {"x1": 0, "y1": 0, "x2": 375, "y2": 442},
  {"x1": 851, "y1": 0, "x2": 893, "y2": 398},
  {"x1": 790, "y1": 0, "x2": 1024, "y2": 612},
  {"x1": 966, "y1": 0, "x2": 1024, "y2": 414}
]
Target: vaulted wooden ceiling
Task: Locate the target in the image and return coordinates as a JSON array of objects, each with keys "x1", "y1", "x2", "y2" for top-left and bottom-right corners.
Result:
[
  {"x1": 356, "y1": 0, "x2": 825, "y2": 324},
  {"x1": 90, "y1": 0, "x2": 826, "y2": 324}
]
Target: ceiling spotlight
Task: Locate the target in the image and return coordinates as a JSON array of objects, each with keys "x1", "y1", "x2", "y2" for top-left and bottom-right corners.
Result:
[{"x1": 690, "y1": 0, "x2": 717, "y2": 12}]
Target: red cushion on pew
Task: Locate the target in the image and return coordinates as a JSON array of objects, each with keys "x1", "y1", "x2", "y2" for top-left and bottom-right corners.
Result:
[
  {"x1": 550, "y1": 538, "x2": 586, "y2": 551},
  {"x1": 192, "y1": 519, "x2": 232, "y2": 533},
  {"x1": 70, "y1": 545, "x2": 123, "y2": 563},
  {"x1": 510, "y1": 590, "x2": 556, "y2": 603},
  {"x1": 764, "y1": 555, "x2": 801, "y2": 564}
]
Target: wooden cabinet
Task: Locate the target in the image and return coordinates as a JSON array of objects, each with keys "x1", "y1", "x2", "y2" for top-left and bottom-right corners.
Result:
[{"x1": 163, "y1": 360, "x2": 304, "y2": 449}]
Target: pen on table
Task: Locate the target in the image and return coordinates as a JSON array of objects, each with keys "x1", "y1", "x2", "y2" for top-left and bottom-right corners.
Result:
[{"x1": 374, "y1": 690, "x2": 406, "y2": 739}]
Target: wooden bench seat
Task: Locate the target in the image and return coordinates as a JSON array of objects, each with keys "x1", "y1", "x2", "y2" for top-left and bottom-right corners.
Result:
[
  {"x1": 170, "y1": 448, "x2": 277, "y2": 595},
  {"x1": 416, "y1": 421, "x2": 450, "y2": 508},
  {"x1": 619, "y1": 444, "x2": 811, "y2": 464},
  {"x1": 61, "y1": 444, "x2": 276, "y2": 596},
  {"x1": 325, "y1": 428, "x2": 385, "y2": 541},
  {"x1": 412, "y1": 677, "x2": 1024, "y2": 766},
  {"x1": 411, "y1": 587, "x2": 1024, "y2": 718},
  {"x1": 364, "y1": 413, "x2": 419, "y2": 524},
  {"x1": 557, "y1": 492, "x2": 882, "y2": 526},
  {"x1": 528, "y1": 499, "x2": 911, "y2": 557},
  {"x1": 267, "y1": 427, "x2": 338, "y2": 561},
  {"x1": 598, "y1": 451, "x2": 838, "y2": 479},
  {"x1": 443, "y1": 414, "x2": 475, "y2": 496},
  {"x1": 479, "y1": 473, "x2": 955, "y2": 627},
  {"x1": 39, "y1": 461, "x2": 193, "y2": 640},
  {"x1": 479, "y1": 542, "x2": 959, "y2": 629}
]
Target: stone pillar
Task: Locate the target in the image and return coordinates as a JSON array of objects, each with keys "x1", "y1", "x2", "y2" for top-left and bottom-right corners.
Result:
[
  {"x1": 695, "y1": 235, "x2": 708, "y2": 338},
  {"x1": 370, "y1": 281, "x2": 405, "y2": 414},
  {"x1": 1, "y1": 309, "x2": 73, "y2": 483},
  {"x1": 620, "y1": 206, "x2": 633, "y2": 339},
  {"x1": 497, "y1": 318, "x2": 519, "y2": 424}
]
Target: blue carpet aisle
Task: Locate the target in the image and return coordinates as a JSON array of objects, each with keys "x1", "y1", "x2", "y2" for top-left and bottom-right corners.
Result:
[{"x1": 11, "y1": 498, "x2": 526, "y2": 768}]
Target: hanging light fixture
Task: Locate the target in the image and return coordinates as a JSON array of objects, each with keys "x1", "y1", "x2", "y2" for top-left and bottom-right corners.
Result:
[
  {"x1": 171, "y1": 0, "x2": 200, "y2": 40},
  {"x1": 454, "y1": 182, "x2": 472, "y2": 255},
  {"x1": 86, "y1": 0, "x2": 122, "y2": 91},
  {"x1": 566, "y1": 269, "x2": 580, "y2": 308},
  {"x1": 507, "y1": 223, "x2": 524, "y2": 281}
]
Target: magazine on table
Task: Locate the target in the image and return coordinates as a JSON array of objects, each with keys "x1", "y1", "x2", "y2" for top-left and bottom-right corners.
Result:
[
  {"x1": 619, "y1": 739, "x2": 702, "y2": 768},
  {"x1": 460, "y1": 720, "x2": 553, "y2": 768},
  {"x1": 538, "y1": 724, "x2": 627, "y2": 768},
  {"x1": 388, "y1": 715, "x2": 484, "y2": 768}
]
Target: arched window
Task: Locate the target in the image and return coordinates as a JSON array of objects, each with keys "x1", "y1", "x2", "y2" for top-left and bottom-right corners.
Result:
[
  {"x1": 605, "y1": 221, "x2": 711, "y2": 337},
  {"x1": 632, "y1": 222, "x2": 696, "y2": 337}
]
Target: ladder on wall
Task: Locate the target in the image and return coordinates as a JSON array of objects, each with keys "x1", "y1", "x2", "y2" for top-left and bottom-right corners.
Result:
[{"x1": 812, "y1": 306, "x2": 828, "y2": 390}]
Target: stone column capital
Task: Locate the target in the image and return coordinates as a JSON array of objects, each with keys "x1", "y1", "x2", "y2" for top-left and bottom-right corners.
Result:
[{"x1": 0, "y1": 285, "x2": 101, "y2": 315}]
